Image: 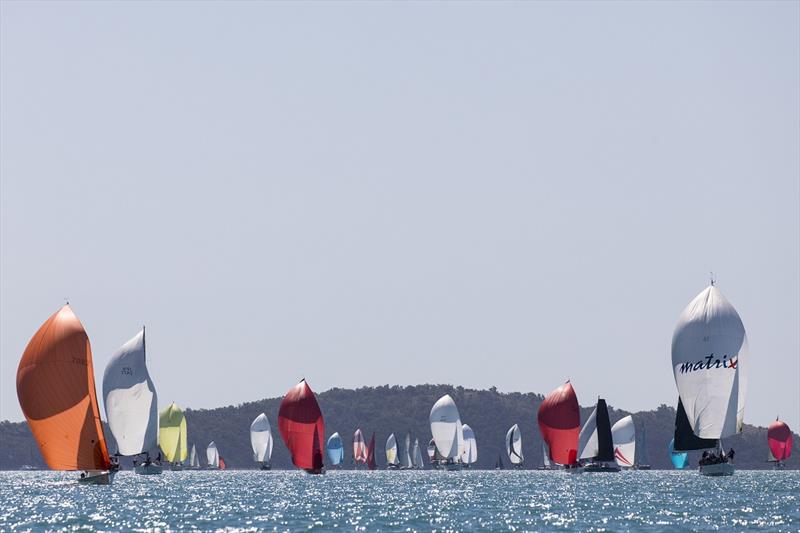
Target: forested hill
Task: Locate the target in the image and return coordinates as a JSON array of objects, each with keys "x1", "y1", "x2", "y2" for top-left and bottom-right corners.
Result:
[{"x1": 1, "y1": 385, "x2": 797, "y2": 470}]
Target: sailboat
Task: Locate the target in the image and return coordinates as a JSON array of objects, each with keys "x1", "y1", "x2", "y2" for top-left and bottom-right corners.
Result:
[
  {"x1": 103, "y1": 328, "x2": 161, "y2": 475},
  {"x1": 353, "y1": 429, "x2": 367, "y2": 467},
  {"x1": 277, "y1": 379, "x2": 325, "y2": 474},
  {"x1": 159, "y1": 402, "x2": 188, "y2": 472},
  {"x1": 426, "y1": 438, "x2": 437, "y2": 467},
  {"x1": 494, "y1": 454, "x2": 504, "y2": 470},
  {"x1": 251, "y1": 413, "x2": 273, "y2": 470},
  {"x1": 537, "y1": 381, "x2": 581, "y2": 472},
  {"x1": 668, "y1": 438, "x2": 689, "y2": 469},
  {"x1": 610, "y1": 415, "x2": 635, "y2": 469},
  {"x1": 767, "y1": 418, "x2": 793, "y2": 469},
  {"x1": 672, "y1": 282, "x2": 748, "y2": 476},
  {"x1": 188, "y1": 443, "x2": 200, "y2": 469},
  {"x1": 401, "y1": 432, "x2": 413, "y2": 469},
  {"x1": 538, "y1": 441, "x2": 552, "y2": 470},
  {"x1": 412, "y1": 438, "x2": 424, "y2": 469},
  {"x1": 207, "y1": 441, "x2": 220, "y2": 469},
  {"x1": 366, "y1": 432, "x2": 377, "y2": 470},
  {"x1": 16, "y1": 305, "x2": 117, "y2": 485},
  {"x1": 326, "y1": 432, "x2": 344, "y2": 467},
  {"x1": 506, "y1": 424, "x2": 524, "y2": 468},
  {"x1": 385, "y1": 433, "x2": 399, "y2": 470},
  {"x1": 578, "y1": 398, "x2": 620, "y2": 472},
  {"x1": 429, "y1": 394, "x2": 464, "y2": 470},
  {"x1": 462, "y1": 424, "x2": 478, "y2": 467},
  {"x1": 636, "y1": 426, "x2": 651, "y2": 470}
]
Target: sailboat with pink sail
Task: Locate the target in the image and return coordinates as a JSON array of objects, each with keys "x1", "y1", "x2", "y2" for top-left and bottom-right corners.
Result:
[{"x1": 767, "y1": 418, "x2": 793, "y2": 469}]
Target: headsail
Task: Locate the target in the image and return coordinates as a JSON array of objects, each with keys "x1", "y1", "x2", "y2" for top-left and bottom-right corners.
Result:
[
  {"x1": 542, "y1": 441, "x2": 551, "y2": 468},
  {"x1": 207, "y1": 441, "x2": 219, "y2": 468},
  {"x1": 385, "y1": 433, "x2": 399, "y2": 466},
  {"x1": 326, "y1": 432, "x2": 344, "y2": 466},
  {"x1": 277, "y1": 379, "x2": 325, "y2": 472},
  {"x1": 672, "y1": 284, "x2": 748, "y2": 440},
  {"x1": 462, "y1": 424, "x2": 478, "y2": 465},
  {"x1": 506, "y1": 424, "x2": 524, "y2": 465},
  {"x1": 16, "y1": 305, "x2": 111, "y2": 471},
  {"x1": 611, "y1": 415, "x2": 636, "y2": 467},
  {"x1": 159, "y1": 402, "x2": 188, "y2": 463},
  {"x1": 537, "y1": 381, "x2": 580, "y2": 465},
  {"x1": 403, "y1": 432, "x2": 413, "y2": 468},
  {"x1": 579, "y1": 399, "x2": 614, "y2": 461},
  {"x1": 366, "y1": 432, "x2": 377, "y2": 470},
  {"x1": 250, "y1": 413, "x2": 273, "y2": 464},
  {"x1": 427, "y1": 438, "x2": 436, "y2": 462},
  {"x1": 102, "y1": 328, "x2": 158, "y2": 457},
  {"x1": 429, "y1": 394, "x2": 464, "y2": 460},
  {"x1": 767, "y1": 418, "x2": 793, "y2": 462},
  {"x1": 188, "y1": 444, "x2": 199, "y2": 468},
  {"x1": 412, "y1": 438, "x2": 424, "y2": 468},
  {"x1": 673, "y1": 397, "x2": 717, "y2": 451}
]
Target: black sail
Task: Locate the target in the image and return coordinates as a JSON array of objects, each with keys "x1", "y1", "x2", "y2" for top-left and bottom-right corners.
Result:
[
  {"x1": 673, "y1": 397, "x2": 718, "y2": 451},
  {"x1": 595, "y1": 398, "x2": 614, "y2": 462}
]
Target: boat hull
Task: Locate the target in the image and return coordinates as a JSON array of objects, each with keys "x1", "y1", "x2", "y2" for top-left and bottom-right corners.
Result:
[
  {"x1": 78, "y1": 470, "x2": 116, "y2": 485},
  {"x1": 699, "y1": 462, "x2": 735, "y2": 476},
  {"x1": 170, "y1": 463, "x2": 183, "y2": 471},
  {"x1": 636, "y1": 464, "x2": 652, "y2": 470},
  {"x1": 135, "y1": 463, "x2": 164, "y2": 475},
  {"x1": 583, "y1": 462, "x2": 620, "y2": 473}
]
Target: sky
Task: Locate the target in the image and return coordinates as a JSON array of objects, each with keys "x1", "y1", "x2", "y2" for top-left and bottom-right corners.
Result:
[{"x1": 1, "y1": 1, "x2": 798, "y2": 431}]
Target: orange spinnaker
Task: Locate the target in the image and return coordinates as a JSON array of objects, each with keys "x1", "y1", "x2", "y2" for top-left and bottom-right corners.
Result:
[{"x1": 16, "y1": 305, "x2": 111, "y2": 471}]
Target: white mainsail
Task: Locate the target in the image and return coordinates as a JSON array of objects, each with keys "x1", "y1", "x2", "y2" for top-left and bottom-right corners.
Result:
[
  {"x1": 462, "y1": 424, "x2": 478, "y2": 464},
  {"x1": 542, "y1": 441, "x2": 551, "y2": 468},
  {"x1": 578, "y1": 405, "x2": 599, "y2": 459},
  {"x1": 250, "y1": 413, "x2": 273, "y2": 464},
  {"x1": 429, "y1": 394, "x2": 464, "y2": 460},
  {"x1": 385, "y1": 433, "x2": 399, "y2": 465},
  {"x1": 671, "y1": 284, "x2": 748, "y2": 440},
  {"x1": 189, "y1": 444, "x2": 199, "y2": 467},
  {"x1": 413, "y1": 438, "x2": 424, "y2": 468},
  {"x1": 611, "y1": 415, "x2": 636, "y2": 467},
  {"x1": 102, "y1": 328, "x2": 158, "y2": 456},
  {"x1": 506, "y1": 424, "x2": 524, "y2": 464},
  {"x1": 403, "y1": 433, "x2": 413, "y2": 468},
  {"x1": 207, "y1": 441, "x2": 219, "y2": 468}
]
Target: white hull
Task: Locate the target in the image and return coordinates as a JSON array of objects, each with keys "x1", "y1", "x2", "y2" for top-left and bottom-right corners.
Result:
[
  {"x1": 78, "y1": 470, "x2": 116, "y2": 485},
  {"x1": 699, "y1": 462, "x2": 735, "y2": 476},
  {"x1": 135, "y1": 463, "x2": 164, "y2": 475}
]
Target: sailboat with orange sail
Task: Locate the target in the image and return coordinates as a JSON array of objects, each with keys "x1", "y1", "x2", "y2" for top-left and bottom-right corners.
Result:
[
  {"x1": 16, "y1": 305, "x2": 117, "y2": 485},
  {"x1": 278, "y1": 379, "x2": 326, "y2": 474}
]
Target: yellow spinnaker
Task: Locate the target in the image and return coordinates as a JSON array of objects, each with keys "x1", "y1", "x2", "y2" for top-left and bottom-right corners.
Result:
[{"x1": 159, "y1": 402, "x2": 187, "y2": 462}]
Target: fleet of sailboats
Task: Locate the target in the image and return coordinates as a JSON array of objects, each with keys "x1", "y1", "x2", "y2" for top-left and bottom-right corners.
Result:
[{"x1": 14, "y1": 281, "x2": 787, "y2": 478}]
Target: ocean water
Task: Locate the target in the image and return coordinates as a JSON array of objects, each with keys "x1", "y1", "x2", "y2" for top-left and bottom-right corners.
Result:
[{"x1": 0, "y1": 470, "x2": 798, "y2": 531}]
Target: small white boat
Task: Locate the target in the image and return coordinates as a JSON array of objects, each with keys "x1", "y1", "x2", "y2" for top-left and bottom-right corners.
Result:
[{"x1": 134, "y1": 462, "x2": 164, "y2": 475}]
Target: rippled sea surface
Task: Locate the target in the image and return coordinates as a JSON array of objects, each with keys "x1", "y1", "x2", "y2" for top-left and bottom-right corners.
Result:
[{"x1": 1, "y1": 470, "x2": 798, "y2": 531}]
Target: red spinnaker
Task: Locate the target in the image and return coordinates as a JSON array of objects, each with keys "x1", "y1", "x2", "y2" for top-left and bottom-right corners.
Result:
[
  {"x1": 219, "y1": 457, "x2": 226, "y2": 470},
  {"x1": 768, "y1": 419, "x2": 793, "y2": 461},
  {"x1": 278, "y1": 379, "x2": 325, "y2": 473},
  {"x1": 366, "y1": 432, "x2": 377, "y2": 470},
  {"x1": 537, "y1": 381, "x2": 580, "y2": 465}
]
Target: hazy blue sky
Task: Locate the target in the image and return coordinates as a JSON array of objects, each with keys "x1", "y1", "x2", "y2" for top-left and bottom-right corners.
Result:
[{"x1": 1, "y1": 1, "x2": 798, "y2": 431}]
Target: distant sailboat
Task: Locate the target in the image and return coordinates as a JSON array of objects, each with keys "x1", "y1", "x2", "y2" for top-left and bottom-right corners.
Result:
[
  {"x1": 353, "y1": 429, "x2": 367, "y2": 467},
  {"x1": 16, "y1": 305, "x2": 116, "y2": 485},
  {"x1": 426, "y1": 438, "x2": 437, "y2": 466},
  {"x1": 207, "y1": 441, "x2": 220, "y2": 469},
  {"x1": 402, "y1": 432, "x2": 413, "y2": 469},
  {"x1": 578, "y1": 398, "x2": 620, "y2": 472},
  {"x1": 538, "y1": 441, "x2": 552, "y2": 470},
  {"x1": 188, "y1": 444, "x2": 200, "y2": 469},
  {"x1": 366, "y1": 432, "x2": 377, "y2": 470},
  {"x1": 103, "y1": 328, "x2": 162, "y2": 475},
  {"x1": 610, "y1": 415, "x2": 636, "y2": 469},
  {"x1": 506, "y1": 424, "x2": 524, "y2": 468},
  {"x1": 412, "y1": 438, "x2": 424, "y2": 469},
  {"x1": 159, "y1": 402, "x2": 188, "y2": 472},
  {"x1": 668, "y1": 438, "x2": 689, "y2": 469},
  {"x1": 672, "y1": 283, "x2": 748, "y2": 476},
  {"x1": 251, "y1": 413, "x2": 273, "y2": 470},
  {"x1": 326, "y1": 432, "x2": 344, "y2": 467},
  {"x1": 429, "y1": 394, "x2": 464, "y2": 470},
  {"x1": 494, "y1": 454, "x2": 504, "y2": 470},
  {"x1": 278, "y1": 379, "x2": 325, "y2": 474},
  {"x1": 637, "y1": 426, "x2": 651, "y2": 470},
  {"x1": 385, "y1": 433, "x2": 399, "y2": 469},
  {"x1": 462, "y1": 424, "x2": 478, "y2": 467},
  {"x1": 537, "y1": 381, "x2": 581, "y2": 471},
  {"x1": 767, "y1": 418, "x2": 793, "y2": 468}
]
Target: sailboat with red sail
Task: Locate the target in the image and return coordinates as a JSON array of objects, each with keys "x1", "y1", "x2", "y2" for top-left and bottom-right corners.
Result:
[
  {"x1": 16, "y1": 305, "x2": 117, "y2": 484},
  {"x1": 537, "y1": 381, "x2": 581, "y2": 472},
  {"x1": 767, "y1": 418, "x2": 793, "y2": 469},
  {"x1": 366, "y1": 432, "x2": 377, "y2": 470},
  {"x1": 278, "y1": 379, "x2": 325, "y2": 474}
]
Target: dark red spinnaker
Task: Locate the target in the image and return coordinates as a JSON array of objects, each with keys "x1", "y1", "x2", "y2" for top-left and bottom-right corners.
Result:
[
  {"x1": 537, "y1": 381, "x2": 580, "y2": 465},
  {"x1": 768, "y1": 418, "x2": 793, "y2": 462},
  {"x1": 219, "y1": 457, "x2": 226, "y2": 470},
  {"x1": 278, "y1": 379, "x2": 325, "y2": 473},
  {"x1": 366, "y1": 432, "x2": 376, "y2": 470}
]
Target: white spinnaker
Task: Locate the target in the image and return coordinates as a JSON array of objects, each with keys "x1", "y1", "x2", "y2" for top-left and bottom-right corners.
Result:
[
  {"x1": 578, "y1": 406, "x2": 599, "y2": 460},
  {"x1": 462, "y1": 424, "x2": 478, "y2": 464},
  {"x1": 505, "y1": 424, "x2": 524, "y2": 464},
  {"x1": 386, "y1": 434, "x2": 399, "y2": 465},
  {"x1": 207, "y1": 441, "x2": 219, "y2": 468},
  {"x1": 611, "y1": 415, "x2": 636, "y2": 467},
  {"x1": 672, "y1": 285, "x2": 748, "y2": 440},
  {"x1": 102, "y1": 329, "x2": 158, "y2": 456},
  {"x1": 429, "y1": 394, "x2": 464, "y2": 460},
  {"x1": 250, "y1": 413, "x2": 273, "y2": 463},
  {"x1": 413, "y1": 439, "x2": 424, "y2": 468},
  {"x1": 189, "y1": 444, "x2": 198, "y2": 467}
]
